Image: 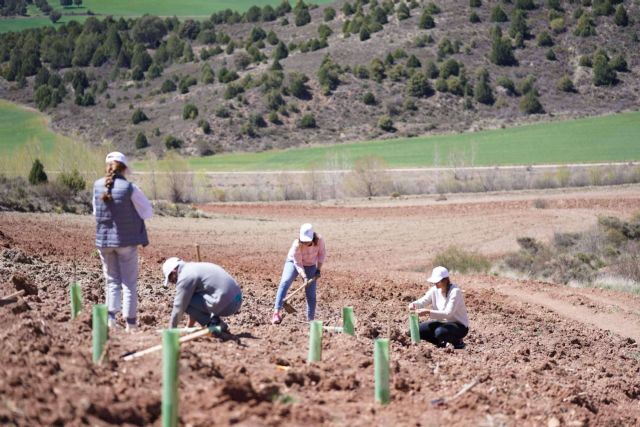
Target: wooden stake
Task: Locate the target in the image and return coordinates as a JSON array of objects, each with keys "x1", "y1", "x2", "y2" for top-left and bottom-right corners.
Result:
[{"x1": 195, "y1": 244, "x2": 201, "y2": 262}]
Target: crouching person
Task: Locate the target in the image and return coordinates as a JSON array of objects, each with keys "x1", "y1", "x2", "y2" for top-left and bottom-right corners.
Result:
[
  {"x1": 408, "y1": 266, "x2": 469, "y2": 349},
  {"x1": 162, "y1": 257, "x2": 242, "y2": 332}
]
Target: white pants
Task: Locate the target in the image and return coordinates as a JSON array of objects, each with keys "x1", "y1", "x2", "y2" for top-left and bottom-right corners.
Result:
[{"x1": 98, "y1": 246, "x2": 138, "y2": 320}]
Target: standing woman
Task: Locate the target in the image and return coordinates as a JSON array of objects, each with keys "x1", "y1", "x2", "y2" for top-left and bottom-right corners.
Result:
[
  {"x1": 408, "y1": 266, "x2": 469, "y2": 349},
  {"x1": 272, "y1": 223, "x2": 326, "y2": 324},
  {"x1": 93, "y1": 152, "x2": 152, "y2": 331}
]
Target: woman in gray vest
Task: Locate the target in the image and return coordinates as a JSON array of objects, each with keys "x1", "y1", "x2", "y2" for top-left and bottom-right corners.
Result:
[{"x1": 93, "y1": 152, "x2": 152, "y2": 332}]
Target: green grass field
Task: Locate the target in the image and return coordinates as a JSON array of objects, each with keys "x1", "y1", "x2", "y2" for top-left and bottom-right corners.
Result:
[
  {"x1": 0, "y1": 100, "x2": 102, "y2": 176},
  {"x1": 148, "y1": 111, "x2": 640, "y2": 171},
  {"x1": 0, "y1": 0, "x2": 335, "y2": 33},
  {"x1": 0, "y1": 100, "x2": 59, "y2": 155},
  {"x1": 1, "y1": 100, "x2": 638, "y2": 173}
]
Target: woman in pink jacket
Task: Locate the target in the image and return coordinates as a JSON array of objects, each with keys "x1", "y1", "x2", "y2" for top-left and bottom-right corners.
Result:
[{"x1": 272, "y1": 223, "x2": 326, "y2": 324}]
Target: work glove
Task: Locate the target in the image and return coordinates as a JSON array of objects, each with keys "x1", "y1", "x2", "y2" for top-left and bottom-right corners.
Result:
[{"x1": 315, "y1": 270, "x2": 321, "y2": 278}]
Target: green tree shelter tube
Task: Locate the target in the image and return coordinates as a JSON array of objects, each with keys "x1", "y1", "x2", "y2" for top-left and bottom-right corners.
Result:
[
  {"x1": 308, "y1": 320, "x2": 323, "y2": 362},
  {"x1": 342, "y1": 306, "x2": 355, "y2": 336},
  {"x1": 374, "y1": 338, "x2": 390, "y2": 404},
  {"x1": 409, "y1": 313, "x2": 420, "y2": 344},
  {"x1": 92, "y1": 304, "x2": 108, "y2": 363},
  {"x1": 70, "y1": 282, "x2": 82, "y2": 319},
  {"x1": 162, "y1": 329, "x2": 180, "y2": 427}
]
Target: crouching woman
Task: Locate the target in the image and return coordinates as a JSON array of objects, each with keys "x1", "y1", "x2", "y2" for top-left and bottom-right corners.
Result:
[{"x1": 408, "y1": 266, "x2": 469, "y2": 349}]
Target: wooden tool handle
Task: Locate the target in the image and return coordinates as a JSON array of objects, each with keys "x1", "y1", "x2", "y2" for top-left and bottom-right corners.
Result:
[
  {"x1": 123, "y1": 326, "x2": 217, "y2": 361},
  {"x1": 283, "y1": 276, "x2": 317, "y2": 303},
  {"x1": 0, "y1": 290, "x2": 25, "y2": 300},
  {"x1": 195, "y1": 244, "x2": 202, "y2": 262}
]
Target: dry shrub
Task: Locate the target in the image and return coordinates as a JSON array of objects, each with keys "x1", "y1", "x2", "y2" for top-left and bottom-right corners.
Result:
[
  {"x1": 555, "y1": 167, "x2": 571, "y2": 187},
  {"x1": 532, "y1": 172, "x2": 558, "y2": 189},
  {"x1": 533, "y1": 198, "x2": 548, "y2": 209},
  {"x1": 157, "y1": 152, "x2": 194, "y2": 203},
  {"x1": 553, "y1": 232, "x2": 581, "y2": 249},
  {"x1": 432, "y1": 246, "x2": 491, "y2": 274},
  {"x1": 503, "y1": 214, "x2": 640, "y2": 287},
  {"x1": 344, "y1": 155, "x2": 391, "y2": 197},
  {"x1": 153, "y1": 201, "x2": 209, "y2": 218},
  {"x1": 0, "y1": 175, "x2": 91, "y2": 214}
]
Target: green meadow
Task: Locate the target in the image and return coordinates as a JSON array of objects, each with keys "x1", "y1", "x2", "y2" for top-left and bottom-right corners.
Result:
[
  {"x1": 0, "y1": 0, "x2": 335, "y2": 33},
  {"x1": 0, "y1": 100, "x2": 102, "y2": 176},
  {"x1": 145, "y1": 111, "x2": 640, "y2": 171},
  {"x1": 0, "y1": 100, "x2": 59, "y2": 155},
  {"x1": 0, "y1": 100, "x2": 638, "y2": 173}
]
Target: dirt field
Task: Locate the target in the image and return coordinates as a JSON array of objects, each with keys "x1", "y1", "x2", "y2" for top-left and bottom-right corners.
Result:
[{"x1": 1, "y1": 185, "x2": 640, "y2": 426}]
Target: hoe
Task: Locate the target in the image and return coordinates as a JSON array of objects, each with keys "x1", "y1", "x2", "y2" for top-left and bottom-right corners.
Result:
[{"x1": 282, "y1": 274, "x2": 319, "y2": 314}]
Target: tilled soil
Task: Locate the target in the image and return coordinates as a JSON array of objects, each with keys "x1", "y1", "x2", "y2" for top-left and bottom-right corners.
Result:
[{"x1": 1, "y1": 187, "x2": 640, "y2": 426}]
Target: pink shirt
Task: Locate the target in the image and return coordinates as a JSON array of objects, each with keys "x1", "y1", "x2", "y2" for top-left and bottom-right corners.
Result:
[{"x1": 287, "y1": 235, "x2": 326, "y2": 276}]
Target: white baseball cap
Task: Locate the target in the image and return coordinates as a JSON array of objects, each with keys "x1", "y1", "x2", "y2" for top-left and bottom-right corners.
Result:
[
  {"x1": 105, "y1": 151, "x2": 128, "y2": 167},
  {"x1": 162, "y1": 257, "x2": 182, "y2": 286},
  {"x1": 427, "y1": 266, "x2": 449, "y2": 283},
  {"x1": 299, "y1": 223, "x2": 314, "y2": 242}
]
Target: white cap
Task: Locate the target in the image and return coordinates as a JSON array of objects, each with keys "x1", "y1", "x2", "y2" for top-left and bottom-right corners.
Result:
[
  {"x1": 427, "y1": 266, "x2": 449, "y2": 283},
  {"x1": 105, "y1": 151, "x2": 128, "y2": 167},
  {"x1": 299, "y1": 223, "x2": 314, "y2": 242},
  {"x1": 162, "y1": 257, "x2": 182, "y2": 286}
]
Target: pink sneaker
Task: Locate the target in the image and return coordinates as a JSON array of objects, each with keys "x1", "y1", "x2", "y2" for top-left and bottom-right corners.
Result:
[{"x1": 271, "y1": 312, "x2": 283, "y2": 325}]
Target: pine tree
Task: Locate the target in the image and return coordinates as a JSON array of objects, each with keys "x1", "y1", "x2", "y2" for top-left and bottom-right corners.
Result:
[
  {"x1": 614, "y1": 5, "x2": 629, "y2": 27},
  {"x1": 474, "y1": 68, "x2": 494, "y2": 105},
  {"x1": 592, "y1": 49, "x2": 617, "y2": 86},
  {"x1": 490, "y1": 37, "x2": 517, "y2": 66},
  {"x1": 519, "y1": 90, "x2": 544, "y2": 114},
  {"x1": 28, "y1": 159, "x2": 48, "y2": 185}
]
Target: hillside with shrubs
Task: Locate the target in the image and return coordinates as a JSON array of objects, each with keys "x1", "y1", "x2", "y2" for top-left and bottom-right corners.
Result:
[{"x1": 0, "y1": 0, "x2": 638, "y2": 158}]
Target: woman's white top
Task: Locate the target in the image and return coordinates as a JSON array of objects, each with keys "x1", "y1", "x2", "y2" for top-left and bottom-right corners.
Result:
[{"x1": 412, "y1": 284, "x2": 469, "y2": 328}]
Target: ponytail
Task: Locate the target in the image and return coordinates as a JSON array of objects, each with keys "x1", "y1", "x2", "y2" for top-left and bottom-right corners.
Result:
[{"x1": 100, "y1": 161, "x2": 127, "y2": 202}]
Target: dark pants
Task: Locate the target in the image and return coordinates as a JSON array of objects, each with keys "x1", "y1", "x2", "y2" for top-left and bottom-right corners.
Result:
[
  {"x1": 419, "y1": 321, "x2": 468, "y2": 347},
  {"x1": 185, "y1": 292, "x2": 242, "y2": 326}
]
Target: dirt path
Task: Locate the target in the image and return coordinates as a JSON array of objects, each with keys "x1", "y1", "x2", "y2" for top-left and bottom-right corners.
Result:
[{"x1": 462, "y1": 275, "x2": 640, "y2": 343}]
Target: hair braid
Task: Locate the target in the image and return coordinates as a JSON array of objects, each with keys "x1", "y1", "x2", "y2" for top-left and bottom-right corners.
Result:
[{"x1": 100, "y1": 161, "x2": 126, "y2": 202}]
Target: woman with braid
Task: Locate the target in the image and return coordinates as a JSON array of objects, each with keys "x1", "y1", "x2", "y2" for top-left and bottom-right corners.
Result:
[{"x1": 93, "y1": 152, "x2": 152, "y2": 332}]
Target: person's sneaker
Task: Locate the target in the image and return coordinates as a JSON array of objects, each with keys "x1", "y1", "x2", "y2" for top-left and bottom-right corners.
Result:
[
  {"x1": 453, "y1": 340, "x2": 466, "y2": 350},
  {"x1": 208, "y1": 316, "x2": 229, "y2": 333},
  {"x1": 125, "y1": 323, "x2": 138, "y2": 333},
  {"x1": 271, "y1": 311, "x2": 283, "y2": 325},
  {"x1": 108, "y1": 318, "x2": 119, "y2": 329}
]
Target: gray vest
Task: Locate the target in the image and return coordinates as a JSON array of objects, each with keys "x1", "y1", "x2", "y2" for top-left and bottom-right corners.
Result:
[{"x1": 94, "y1": 175, "x2": 149, "y2": 248}]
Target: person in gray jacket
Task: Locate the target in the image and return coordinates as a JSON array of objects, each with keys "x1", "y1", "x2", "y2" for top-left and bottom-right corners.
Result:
[{"x1": 162, "y1": 257, "x2": 243, "y2": 331}]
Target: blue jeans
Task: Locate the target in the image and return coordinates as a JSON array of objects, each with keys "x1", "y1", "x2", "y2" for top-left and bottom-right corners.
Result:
[
  {"x1": 186, "y1": 292, "x2": 243, "y2": 326},
  {"x1": 98, "y1": 246, "x2": 138, "y2": 321},
  {"x1": 274, "y1": 260, "x2": 317, "y2": 321}
]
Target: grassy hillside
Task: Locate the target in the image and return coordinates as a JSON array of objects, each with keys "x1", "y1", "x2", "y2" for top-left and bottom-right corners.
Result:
[
  {"x1": 0, "y1": 0, "x2": 334, "y2": 33},
  {"x1": 0, "y1": 100, "x2": 102, "y2": 177},
  {"x1": 0, "y1": 100, "x2": 58, "y2": 154},
  {"x1": 139, "y1": 111, "x2": 640, "y2": 171},
  {"x1": 3, "y1": 99, "x2": 638, "y2": 173},
  {"x1": 1, "y1": 0, "x2": 639, "y2": 159},
  {"x1": 77, "y1": 0, "x2": 318, "y2": 17}
]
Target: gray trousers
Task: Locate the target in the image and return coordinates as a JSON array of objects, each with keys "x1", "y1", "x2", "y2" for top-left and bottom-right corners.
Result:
[{"x1": 98, "y1": 246, "x2": 138, "y2": 320}]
